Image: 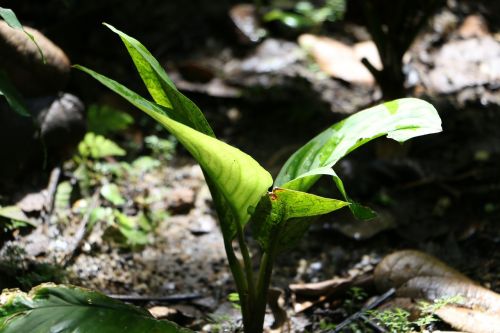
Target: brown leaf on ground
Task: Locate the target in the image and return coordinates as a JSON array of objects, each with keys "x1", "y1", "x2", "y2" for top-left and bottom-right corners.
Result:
[
  {"x1": 375, "y1": 250, "x2": 500, "y2": 333},
  {"x1": 290, "y1": 274, "x2": 373, "y2": 313},
  {"x1": 436, "y1": 305, "x2": 500, "y2": 333},
  {"x1": 298, "y1": 34, "x2": 381, "y2": 85}
]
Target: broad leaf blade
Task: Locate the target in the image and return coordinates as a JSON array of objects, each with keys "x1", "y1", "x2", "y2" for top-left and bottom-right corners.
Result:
[
  {"x1": 275, "y1": 98, "x2": 442, "y2": 191},
  {"x1": 0, "y1": 284, "x2": 190, "y2": 333},
  {"x1": 251, "y1": 188, "x2": 348, "y2": 252},
  {"x1": 103, "y1": 23, "x2": 214, "y2": 137},
  {"x1": 74, "y1": 66, "x2": 272, "y2": 228}
]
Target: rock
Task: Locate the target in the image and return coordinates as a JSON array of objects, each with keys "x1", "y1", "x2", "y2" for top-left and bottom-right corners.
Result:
[
  {"x1": 0, "y1": 21, "x2": 70, "y2": 97},
  {"x1": 425, "y1": 36, "x2": 500, "y2": 94},
  {"x1": 0, "y1": 93, "x2": 85, "y2": 188}
]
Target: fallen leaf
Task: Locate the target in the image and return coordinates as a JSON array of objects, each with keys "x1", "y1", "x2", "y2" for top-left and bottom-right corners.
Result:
[
  {"x1": 268, "y1": 288, "x2": 288, "y2": 330},
  {"x1": 436, "y1": 305, "x2": 500, "y2": 333},
  {"x1": 298, "y1": 34, "x2": 381, "y2": 85},
  {"x1": 375, "y1": 250, "x2": 500, "y2": 333}
]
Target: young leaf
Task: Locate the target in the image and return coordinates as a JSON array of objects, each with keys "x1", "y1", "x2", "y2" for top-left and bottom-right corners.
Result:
[
  {"x1": 251, "y1": 188, "x2": 349, "y2": 252},
  {"x1": 0, "y1": 7, "x2": 45, "y2": 63},
  {"x1": 74, "y1": 66, "x2": 272, "y2": 229},
  {"x1": 0, "y1": 70, "x2": 30, "y2": 117},
  {"x1": 103, "y1": 23, "x2": 214, "y2": 137},
  {"x1": 0, "y1": 284, "x2": 191, "y2": 333},
  {"x1": 78, "y1": 25, "x2": 241, "y2": 241}
]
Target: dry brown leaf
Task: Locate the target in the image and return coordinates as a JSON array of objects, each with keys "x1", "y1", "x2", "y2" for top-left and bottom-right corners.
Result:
[
  {"x1": 436, "y1": 305, "x2": 500, "y2": 333},
  {"x1": 298, "y1": 34, "x2": 380, "y2": 85},
  {"x1": 290, "y1": 274, "x2": 372, "y2": 313},
  {"x1": 374, "y1": 250, "x2": 470, "y2": 292},
  {"x1": 375, "y1": 250, "x2": 500, "y2": 333},
  {"x1": 267, "y1": 288, "x2": 289, "y2": 331}
]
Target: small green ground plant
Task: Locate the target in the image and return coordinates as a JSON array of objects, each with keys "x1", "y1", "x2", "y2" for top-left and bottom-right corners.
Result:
[
  {"x1": 368, "y1": 295, "x2": 463, "y2": 333},
  {"x1": 0, "y1": 24, "x2": 442, "y2": 333}
]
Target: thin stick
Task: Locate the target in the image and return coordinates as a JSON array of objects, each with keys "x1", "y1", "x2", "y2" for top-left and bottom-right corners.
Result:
[
  {"x1": 329, "y1": 288, "x2": 395, "y2": 333},
  {"x1": 108, "y1": 293, "x2": 202, "y2": 303}
]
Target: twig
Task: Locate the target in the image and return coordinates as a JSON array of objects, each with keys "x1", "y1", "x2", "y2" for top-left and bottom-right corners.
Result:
[
  {"x1": 43, "y1": 166, "x2": 61, "y2": 222},
  {"x1": 108, "y1": 293, "x2": 202, "y2": 303},
  {"x1": 60, "y1": 189, "x2": 100, "y2": 267},
  {"x1": 329, "y1": 288, "x2": 395, "y2": 333}
]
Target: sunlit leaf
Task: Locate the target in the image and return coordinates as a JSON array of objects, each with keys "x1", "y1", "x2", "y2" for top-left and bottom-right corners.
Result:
[
  {"x1": 100, "y1": 184, "x2": 125, "y2": 206},
  {"x1": 74, "y1": 66, "x2": 272, "y2": 230},
  {"x1": 275, "y1": 98, "x2": 442, "y2": 219},
  {"x1": 78, "y1": 133, "x2": 126, "y2": 159},
  {"x1": 87, "y1": 104, "x2": 134, "y2": 135},
  {"x1": 0, "y1": 284, "x2": 191, "y2": 333},
  {"x1": 103, "y1": 23, "x2": 214, "y2": 137}
]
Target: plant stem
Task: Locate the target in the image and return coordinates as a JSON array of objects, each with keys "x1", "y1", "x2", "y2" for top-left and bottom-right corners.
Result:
[
  {"x1": 222, "y1": 236, "x2": 250, "y2": 328},
  {"x1": 237, "y1": 227, "x2": 256, "y2": 301},
  {"x1": 247, "y1": 250, "x2": 276, "y2": 333}
]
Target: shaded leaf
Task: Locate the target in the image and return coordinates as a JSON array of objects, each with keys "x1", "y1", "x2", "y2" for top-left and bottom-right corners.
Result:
[
  {"x1": 251, "y1": 188, "x2": 348, "y2": 252},
  {"x1": 87, "y1": 104, "x2": 134, "y2": 135},
  {"x1": 0, "y1": 6, "x2": 45, "y2": 62},
  {"x1": 78, "y1": 133, "x2": 126, "y2": 159},
  {"x1": 75, "y1": 65, "x2": 272, "y2": 230},
  {"x1": 0, "y1": 70, "x2": 29, "y2": 117},
  {"x1": 0, "y1": 284, "x2": 191, "y2": 333}
]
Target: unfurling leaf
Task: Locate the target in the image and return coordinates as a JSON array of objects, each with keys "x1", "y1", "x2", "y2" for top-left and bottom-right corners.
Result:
[{"x1": 0, "y1": 284, "x2": 191, "y2": 333}]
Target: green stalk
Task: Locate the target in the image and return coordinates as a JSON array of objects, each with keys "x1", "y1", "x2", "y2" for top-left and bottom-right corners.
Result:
[{"x1": 223, "y1": 236, "x2": 251, "y2": 329}]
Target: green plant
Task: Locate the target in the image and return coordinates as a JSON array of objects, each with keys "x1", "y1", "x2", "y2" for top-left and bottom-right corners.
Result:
[
  {"x1": 264, "y1": 0, "x2": 346, "y2": 31},
  {"x1": 0, "y1": 24, "x2": 442, "y2": 333},
  {"x1": 368, "y1": 295, "x2": 463, "y2": 333}
]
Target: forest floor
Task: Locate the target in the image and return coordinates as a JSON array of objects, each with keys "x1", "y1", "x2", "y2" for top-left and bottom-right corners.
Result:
[{"x1": 1, "y1": 2, "x2": 499, "y2": 332}]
